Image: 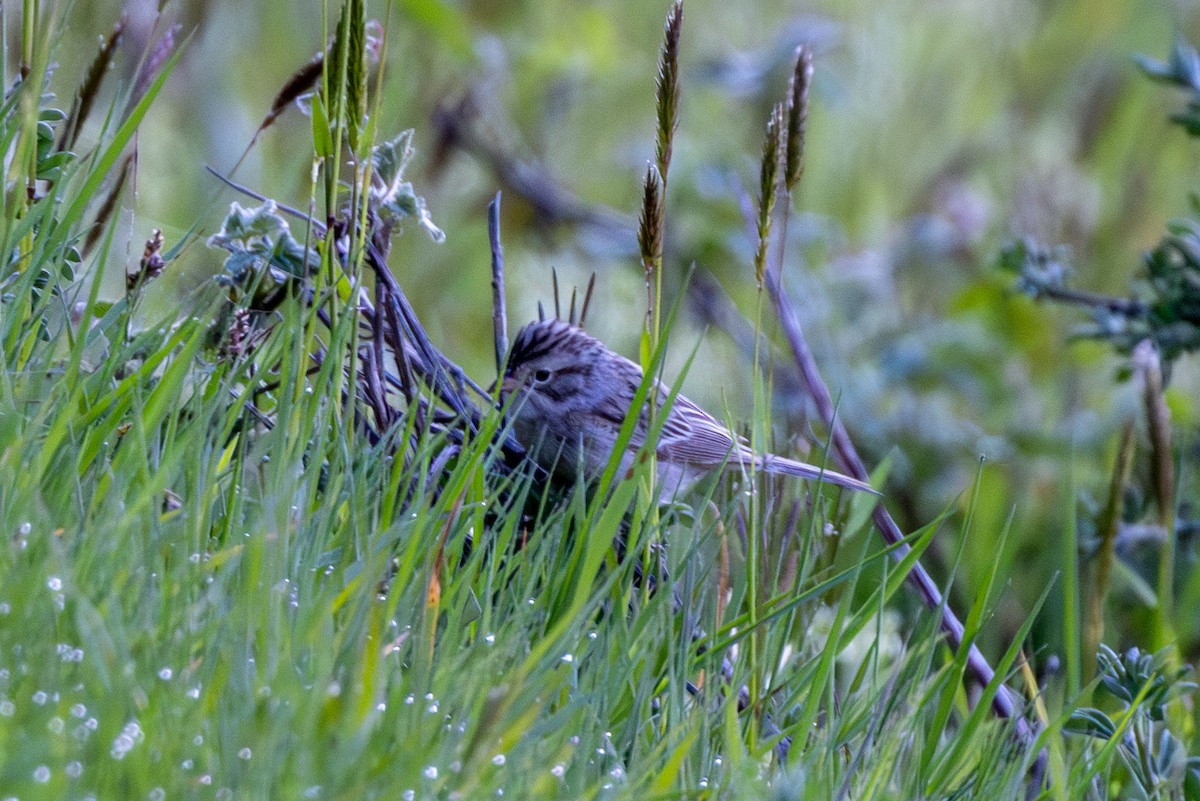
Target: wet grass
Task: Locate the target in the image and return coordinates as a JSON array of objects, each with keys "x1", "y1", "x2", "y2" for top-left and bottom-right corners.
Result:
[{"x1": 2, "y1": 3, "x2": 1196, "y2": 800}]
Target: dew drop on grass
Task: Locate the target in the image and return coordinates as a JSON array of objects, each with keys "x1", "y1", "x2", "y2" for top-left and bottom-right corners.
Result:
[
  {"x1": 48, "y1": 717, "x2": 63, "y2": 734},
  {"x1": 32, "y1": 691, "x2": 47, "y2": 705},
  {"x1": 561, "y1": 653, "x2": 573, "y2": 663},
  {"x1": 70, "y1": 704, "x2": 86, "y2": 718},
  {"x1": 0, "y1": 700, "x2": 14, "y2": 716},
  {"x1": 484, "y1": 633, "x2": 495, "y2": 645},
  {"x1": 551, "y1": 764, "x2": 565, "y2": 778},
  {"x1": 423, "y1": 766, "x2": 438, "y2": 779},
  {"x1": 238, "y1": 748, "x2": 251, "y2": 760},
  {"x1": 199, "y1": 774, "x2": 211, "y2": 785},
  {"x1": 33, "y1": 765, "x2": 50, "y2": 782},
  {"x1": 158, "y1": 668, "x2": 173, "y2": 680},
  {"x1": 401, "y1": 791, "x2": 414, "y2": 801},
  {"x1": 0, "y1": 603, "x2": 8, "y2": 614},
  {"x1": 112, "y1": 720, "x2": 143, "y2": 759},
  {"x1": 149, "y1": 789, "x2": 165, "y2": 801},
  {"x1": 181, "y1": 759, "x2": 193, "y2": 770},
  {"x1": 66, "y1": 761, "x2": 82, "y2": 778},
  {"x1": 491, "y1": 754, "x2": 505, "y2": 766}
]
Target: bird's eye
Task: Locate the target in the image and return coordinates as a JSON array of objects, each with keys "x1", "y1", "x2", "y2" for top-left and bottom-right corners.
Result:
[{"x1": 532, "y1": 368, "x2": 552, "y2": 383}]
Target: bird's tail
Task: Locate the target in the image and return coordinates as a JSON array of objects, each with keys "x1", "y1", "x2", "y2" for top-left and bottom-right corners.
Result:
[{"x1": 758, "y1": 454, "x2": 880, "y2": 495}]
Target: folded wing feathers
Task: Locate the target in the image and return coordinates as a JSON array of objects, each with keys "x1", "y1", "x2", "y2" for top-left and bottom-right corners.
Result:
[{"x1": 656, "y1": 395, "x2": 877, "y2": 494}]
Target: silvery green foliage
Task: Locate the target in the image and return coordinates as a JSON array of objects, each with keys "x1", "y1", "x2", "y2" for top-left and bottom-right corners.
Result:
[
  {"x1": 1137, "y1": 36, "x2": 1200, "y2": 135},
  {"x1": 1001, "y1": 36, "x2": 1200, "y2": 370},
  {"x1": 371, "y1": 130, "x2": 445, "y2": 243},
  {"x1": 1066, "y1": 646, "x2": 1199, "y2": 800},
  {"x1": 208, "y1": 201, "x2": 318, "y2": 301}
]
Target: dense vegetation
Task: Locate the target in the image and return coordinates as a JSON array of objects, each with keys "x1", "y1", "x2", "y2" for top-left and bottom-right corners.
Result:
[{"x1": 2, "y1": 1, "x2": 1199, "y2": 798}]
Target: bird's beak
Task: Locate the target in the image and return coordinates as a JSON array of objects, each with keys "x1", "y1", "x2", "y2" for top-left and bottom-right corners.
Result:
[{"x1": 497, "y1": 375, "x2": 521, "y2": 398}]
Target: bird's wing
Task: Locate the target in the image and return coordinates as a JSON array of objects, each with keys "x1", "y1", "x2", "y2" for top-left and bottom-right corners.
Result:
[
  {"x1": 659, "y1": 395, "x2": 879, "y2": 494},
  {"x1": 655, "y1": 395, "x2": 745, "y2": 466}
]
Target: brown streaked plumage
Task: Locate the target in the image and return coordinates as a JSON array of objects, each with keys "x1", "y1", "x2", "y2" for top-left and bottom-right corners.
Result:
[{"x1": 499, "y1": 318, "x2": 876, "y2": 499}]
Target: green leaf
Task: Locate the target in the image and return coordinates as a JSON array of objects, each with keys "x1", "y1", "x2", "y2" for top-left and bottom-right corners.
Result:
[
  {"x1": 311, "y1": 92, "x2": 333, "y2": 158},
  {"x1": 1065, "y1": 707, "x2": 1117, "y2": 740}
]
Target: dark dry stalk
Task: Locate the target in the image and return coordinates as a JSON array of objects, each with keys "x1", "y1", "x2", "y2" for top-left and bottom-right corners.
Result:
[
  {"x1": 552, "y1": 268, "x2": 562, "y2": 319},
  {"x1": 759, "y1": 47, "x2": 1039, "y2": 752},
  {"x1": 59, "y1": 16, "x2": 125, "y2": 152},
  {"x1": 204, "y1": 167, "x2": 517, "y2": 465},
  {"x1": 1029, "y1": 283, "x2": 1147, "y2": 318},
  {"x1": 431, "y1": 94, "x2": 629, "y2": 236},
  {"x1": 765, "y1": 268, "x2": 1036, "y2": 740},
  {"x1": 655, "y1": 1, "x2": 683, "y2": 181},
  {"x1": 367, "y1": 279, "x2": 394, "y2": 431},
  {"x1": 362, "y1": 239, "x2": 522, "y2": 458},
  {"x1": 579, "y1": 272, "x2": 597, "y2": 326},
  {"x1": 1085, "y1": 418, "x2": 1135, "y2": 676},
  {"x1": 363, "y1": 241, "x2": 470, "y2": 422},
  {"x1": 488, "y1": 192, "x2": 508, "y2": 376},
  {"x1": 359, "y1": 283, "x2": 413, "y2": 400},
  {"x1": 1134, "y1": 339, "x2": 1175, "y2": 646},
  {"x1": 1136, "y1": 340, "x2": 1174, "y2": 529}
]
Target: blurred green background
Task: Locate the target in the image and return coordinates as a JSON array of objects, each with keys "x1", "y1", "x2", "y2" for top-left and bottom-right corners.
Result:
[{"x1": 40, "y1": 0, "x2": 1200, "y2": 661}]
